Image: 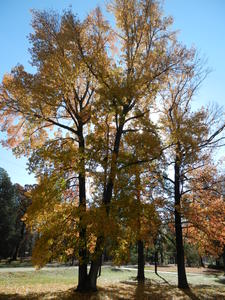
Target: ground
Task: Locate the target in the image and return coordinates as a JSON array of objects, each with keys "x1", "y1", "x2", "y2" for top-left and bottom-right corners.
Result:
[{"x1": 0, "y1": 263, "x2": 224, "y2": 299}]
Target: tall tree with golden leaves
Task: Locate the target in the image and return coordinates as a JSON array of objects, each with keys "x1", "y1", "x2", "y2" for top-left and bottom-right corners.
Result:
[
  {"x1": 0, "y1": 9, "x2": 95, "y2": 291},
  {"x1": 76, "y1": 0, "x2": 191, "y2": 290},
  {"x1": 1, "y1": 0, "x2": 195, "y2": 292},
  {"x1": 159, "y1": 62, "x2": 224, "y2": 288}
]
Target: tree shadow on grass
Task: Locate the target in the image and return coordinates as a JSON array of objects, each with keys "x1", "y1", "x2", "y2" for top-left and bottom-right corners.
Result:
[
  {"x1": 0, "y1": 282, "x2": 224, "y2": 299},
  {"x1": 110, "y1": 267, "x2": 125, "y2": 272},
  {"x1": 202, "y1": 269, "x2": 223, "y2": 276},
  {"x1": 181, "y1": 288, "x2": 200, "y2": 300},
  {"x1": 0, "y1": 286, "x2": 183, "y2": 300},
  {"x1": 119, "y1": 279, "x2": 195, "y2": 299},
  {"x1": 155, "y1": 272, "x2": 171, "y2": 285},
  {"x1": 215, "y1": 276, "x2": 225, "y2": 284}
]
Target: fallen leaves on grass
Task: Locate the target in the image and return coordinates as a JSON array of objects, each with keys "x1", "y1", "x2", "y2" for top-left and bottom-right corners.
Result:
[{"x1": 0, "y1": 281, "x2": 225, "y2": 299}]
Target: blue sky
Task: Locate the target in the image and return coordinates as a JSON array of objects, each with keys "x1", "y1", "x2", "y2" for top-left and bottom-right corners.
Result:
[{"x1": 0, "y1": 0, "x2": 225, "y2": 185}]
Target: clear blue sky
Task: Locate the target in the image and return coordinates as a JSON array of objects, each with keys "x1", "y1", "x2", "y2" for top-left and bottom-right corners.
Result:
[{"x1": 0, "y1": 0, "x2": 225, "y2": 185}]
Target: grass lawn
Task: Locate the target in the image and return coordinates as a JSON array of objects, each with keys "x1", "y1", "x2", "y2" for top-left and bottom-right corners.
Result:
[{"x1": 0, "y1": 266, "x2": 224, "y2": 299}]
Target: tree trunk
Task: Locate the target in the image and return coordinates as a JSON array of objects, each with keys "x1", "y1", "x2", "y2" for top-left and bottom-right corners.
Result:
[
  {"x1": 11, "y1": 222, "x2": 25, "y2": 261},
  {"x1": 80, "y1": 122, "x2": 124, "y2": 292},
  {"x1": 76, "y1": 256, "x2": 88, "y2": 292},
  {"x1": 86, "y1": 257, "x2": 102, "y2": 291},
  {"x1": 76, "y1": 124, "x2": 88, "y2": 292},
  {"x1": 137, "y1": 240, "x2": 145, "y2": 281},
  {"x1": 223, "y1": 247, "x2": 225, "y2": 276},
  {"x1": 12, "y1": 245, "x2": 19, "y2": 261},
  {"x1": 174, "y1": 156, "x2": 189, "y2": 289},
  {"x1": 200, "y1": 256, "x2": 205, "y2": 268},
  {"x1": 154, "y1": 250, "x2": 158, "y2": 274},
  {"x1": 135, "y1": 171, "x2": 145, "y2": 282},
  {"x1": 215, "y1": 259, "x2": 220, "y2": 267},
  {"x1": 76, "y1": 174, "x2": 88, "y2": 291},
  {"x1": 84, "y1": 237, "x2": 104, "y2": 291},
  {"x1": 160, "y1": 247, "x2": 164, "y2": 265},
  {"x1": 76, "y1": 256, "x2": 101, "y2": 292},
  {"x1": 174, "y1": 201, "x2": 188, "y2": 288}
]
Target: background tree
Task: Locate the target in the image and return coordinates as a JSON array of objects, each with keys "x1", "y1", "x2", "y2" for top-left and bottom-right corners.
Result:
[
  {"x1": 112, "y1": 154, "x2": 161, "y2": 281},
  {"x1": 0, "y1": 167, "x2": 17, "y2": 259},
  {"x1": 158, "y1": 62, "x2": 225, "y2": 288},
  {"x1": 11, "y1": 184, "x2": 32, "y2": 261},
  {"x1": 184, "y1": 165, "x2": 225, "y2": 268}
]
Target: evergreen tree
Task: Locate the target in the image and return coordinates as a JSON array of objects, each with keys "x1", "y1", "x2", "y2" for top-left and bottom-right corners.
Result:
[{"x1": 0, "y1": 167, "x2": 16, "y2": 259}]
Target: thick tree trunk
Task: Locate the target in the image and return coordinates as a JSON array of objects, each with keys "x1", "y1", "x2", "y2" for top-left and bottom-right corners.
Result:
[
  {"x1": 174, "y1": 200, "x2": 188, "y2": 288},
  {"x1": 174, "y1": 156, "x2": 189, "y2": 289},
  {"x1": 77, "y1": 262, "x2": 88, "y2": 291},
  {"x1": 79, "y1": 121, "x2": 124, "y2": 292},
  {"x1": 85, "y1": 236, "x2": 104, "y2": 291},
  {"x1": 86, "y1": 257, "x2": 102, "y2": 291},
  {"x1": 137, "y1": 240, "x2": 145, "y2": 281},
  {"x1": 76, "y1": 260, "x2": 101, "y2": 292},
  {"x1": 135, "y1": 171, "x2": 145, "y2": 282},
  {"x1": 76, "y1": 173, "x2": 88, "y2": 291},
  {"x1": 76, "y1": 124, "x2": 88, "y2": 292}
]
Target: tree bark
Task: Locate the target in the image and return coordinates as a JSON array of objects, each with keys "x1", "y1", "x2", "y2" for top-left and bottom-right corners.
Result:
[
  {"x1": 223, "y1": 247, "x2": 225, "y2": 276},
  {"x1": 135, "y1": 170, "x2": 145, "y2": 282},
  {"x1": 154, "y1": 249, "x2": 158, "y2": 275},
  {"x1": 200, "y1": 256, "x2": 205, "y2": 268},
  {"x1": 11, "y1": 222, "x2": 25, "y2": 261},
  {"x1": 160, "y1": 247, "x2": 164, "y2": 265},
  {"x1": 82, "y1": 122, "x2": 124, "y2": 291},
  {"x1": 76, "y1": 123, "x2": 88, "y2": 292},
  {"x1": 174, "y1": 156, "x2": 189, "y2": 289},
  {"x1": 84, "y1": 236, "x2": 104, "y2": 291},
  {"x1": 137, "y1": 240, "x2": 145, "y2": 281},
  {"x1": 216, "y1": 259, "x2": 220, "y2": 267},
  {"x1": 86, "y1": 257, "x2": 101, "y2": 291}
]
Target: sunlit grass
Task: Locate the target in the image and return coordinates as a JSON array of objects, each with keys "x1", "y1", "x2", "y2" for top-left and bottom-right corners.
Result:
[{"x1": 0, "y1": 266, "x2": 224, "y2": 299}]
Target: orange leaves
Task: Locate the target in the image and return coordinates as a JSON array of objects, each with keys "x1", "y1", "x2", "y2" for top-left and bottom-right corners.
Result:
[
  {"x1": 88, "y1": 234, "x2": 97, "y2": 254},
  {"x1": 183, "y1": 166, "x2": 225, "y2": 256},
  {"x1": 65, "y1": 248, "x2": 74, "y2": 256}
]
